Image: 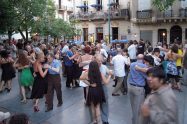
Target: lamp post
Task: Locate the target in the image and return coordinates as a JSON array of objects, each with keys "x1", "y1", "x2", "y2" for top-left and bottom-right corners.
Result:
[
  {"x1": 108, "y1": 0, "x2": 111, "y2": 43},
  {"x1": 163, "y1": 32, "x2": 166, "y2": 43}
]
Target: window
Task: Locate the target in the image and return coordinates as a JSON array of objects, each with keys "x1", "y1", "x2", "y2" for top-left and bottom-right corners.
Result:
[
  {"x1": 96, "y1": 27, "x2": 103, "y2": 42},
  {"x1": 83, "y1": 1, "x2": 88, "y2": 12},
  {"x1": 97, "y1": 0, "x2": 102, "y2": 11},
  {"x1": 138, "y1": 0, "x2": 151, "y2": 10},
  {"x1": 181, "y1": 0, "x2": 187, "y2": 8},
  {"x1": 83, "y1": 28, "x2": 88, "y2": 42},
  {"x1": 59, "y1": 0, "x2": 61, "y2": 9},
  {"x1": 185, "y1": 28, "x2": 187, "y2": 39}
]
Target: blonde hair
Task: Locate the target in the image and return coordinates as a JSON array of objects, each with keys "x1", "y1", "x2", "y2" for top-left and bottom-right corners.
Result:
[{"x1": 36, "y1": 51, "x2": 44, "y2": 60}]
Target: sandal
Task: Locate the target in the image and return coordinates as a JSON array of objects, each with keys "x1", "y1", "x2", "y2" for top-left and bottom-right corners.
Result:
[
  {"x1": 21, "y1": 99, "x2": 27, "y2": 104},
  {"x1": 34, "y1": 106, "x2": 40, "y2": 112}
]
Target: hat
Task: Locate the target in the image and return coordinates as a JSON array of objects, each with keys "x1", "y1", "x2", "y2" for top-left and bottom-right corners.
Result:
[{"x1": 0, "y1": 112, "x2": 10, "y2": 121}]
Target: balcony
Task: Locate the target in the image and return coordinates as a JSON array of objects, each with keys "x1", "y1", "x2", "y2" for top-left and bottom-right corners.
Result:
[
  {"x1": 179, "y1": 8, "x2": 187, "y2": 17},
  {"x1": 136, "y1": 10, "x2": 153, "y2": 23},
  {"x1": 137, "y1": 10, "x2": 152, "y2": 19},
  {"x1": 69, "y1": 9, "x2": 129, "y2": 21},
  {"x1": 69, "y1": 12, "x2": 91, "y2": 21},
  {"x1": 109, "y1": 9, "x2": 130, "y2": 20},
  {"x1": 58, "y1": 5, "x2": 67, "y2": 12},
  {"x1": 156, "y1": 9, "x2": 187, "y2": 23},
  {"x1": 67, "y1": 7, "x2": 73, "y2": 13},
  {"x1": 135, "y1": 8, "x2": 187, "y2": 24},
  {"x1": 157, "y1": 10, "x2": 173, "y2": 19}
]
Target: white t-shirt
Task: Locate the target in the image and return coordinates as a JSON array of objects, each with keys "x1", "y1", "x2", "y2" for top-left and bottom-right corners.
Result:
[
  {"x1": 111, "y1": 54, "x2": 128, "y2": 77},
  {"x1": 128, "y1": 44, "x2": 137, "y2": 60},
  {"x1": 101, "y1": 49, "x2": 108, "y2": 58},
  {"x1": 61, "y1": 45, "x2": 69, "y2": 54},
  {"x1": 152, "y1": 55, "x2": 161, "y2": 66}
]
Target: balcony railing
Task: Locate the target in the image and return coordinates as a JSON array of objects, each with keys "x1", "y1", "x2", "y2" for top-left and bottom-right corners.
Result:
[
  {"x1": 67, "y1": 7, "x2": 73, "y2": 13},
  {"x1": 110, "y1": 9, "x2": 129, "y2": 19},
  {"x1": 137, "y1": 10, "x2": 152, "y2": 19},
  {"x1": 179, "y1": 8, "x2": 187, "y2": 17},
  {"x1": 135, "y1": 8, "x2": 187, "y2": 24},
  {"x1": 157, "y1": 10, "x2": 173, "y2": 18},
  {"x1": 70, "y1": 9, "x2": 129, "y2": 21},
  {"x1": 58, "y1": 5, "x2": 67, "y2": 11}
]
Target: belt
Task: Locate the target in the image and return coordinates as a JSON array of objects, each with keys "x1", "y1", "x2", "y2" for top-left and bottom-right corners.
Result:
[
  {"x1": 130, "y1": 83, "x2": 144, "y2": 87},
  {"x1": 48, "y1": 74, "x2": 60, "y2": 76}
]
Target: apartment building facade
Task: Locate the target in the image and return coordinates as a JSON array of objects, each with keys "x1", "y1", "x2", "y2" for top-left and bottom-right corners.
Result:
[
  {"x1": 132, "y1": 0, "x2": 187, "y2": 46},
  {"x1": 54, "y1": 0, "x2": 74, "y2": 21},
  {"x1": 57, "y1": 0, "x2": 187, "y2": 46},
  {"x1": 70, "y1": 0, "x2": 130, "y2": 43}
]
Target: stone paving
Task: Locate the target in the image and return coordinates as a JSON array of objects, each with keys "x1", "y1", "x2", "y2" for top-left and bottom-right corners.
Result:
[{"x1": 0, "y1": 74, "x2": 186, "y2": 124}]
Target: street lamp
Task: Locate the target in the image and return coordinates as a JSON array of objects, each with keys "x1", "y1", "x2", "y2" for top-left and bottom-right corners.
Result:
[
  {"x1": 163, "y1": 32, "x2": 166, "y2": 42},
  {"x1": 108, "y1": 0, "x2": 111, "y2": 43}
]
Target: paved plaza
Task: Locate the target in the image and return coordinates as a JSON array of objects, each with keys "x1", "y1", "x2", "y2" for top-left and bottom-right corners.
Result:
[{"x1": 0, "y1": 73, "x2": 186, "y2": 124}]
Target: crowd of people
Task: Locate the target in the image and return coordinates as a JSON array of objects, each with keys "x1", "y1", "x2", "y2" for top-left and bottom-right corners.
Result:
[{"x1": 0, "y1": 38, "x2": 186, "y2": 124}]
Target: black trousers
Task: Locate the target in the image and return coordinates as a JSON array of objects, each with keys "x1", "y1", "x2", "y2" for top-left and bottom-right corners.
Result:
[
  {"x1": 66, "y1": 66, "x2": 74, "y2": 87},
  {"x1": 47, "y1": 74, "x2": 62, "y2": 109}
]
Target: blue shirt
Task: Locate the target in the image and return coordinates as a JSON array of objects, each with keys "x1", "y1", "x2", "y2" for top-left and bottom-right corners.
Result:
[
  {"x1": 64, "y1": 51, "x2": 73, "y2": 66},
  {"x1": 128, "y1": 61, "x2": 147, "y2": 86},
  {"x1": 48, "y1": 59, "x2": 61, "y2": 75}
]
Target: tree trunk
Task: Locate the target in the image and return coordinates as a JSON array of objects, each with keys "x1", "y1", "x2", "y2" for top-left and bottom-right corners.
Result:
[
  {"x1": 8, "y1": 30, "x2": 12, "y2": 41},
  {"x1": 26, "y1": 28, "x2": 28, "y2": 42},
  {"x1": 18, "y1": 29, "x2": 26, "y2": 42},
  {"x1": 46, "y1": 35, "x2": 48, "y2": 42}
]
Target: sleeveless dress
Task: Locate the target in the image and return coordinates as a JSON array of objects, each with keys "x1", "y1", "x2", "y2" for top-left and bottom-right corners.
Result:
[
  {"x1": 30, "y1": 72, "x2": 47, "y2": 99},
  {"x1": 86, "y1": 80, "x2": 106, "y2": 106},
  {"x1": 20, "y1": 68, "x2": 34, "y2": 87},
  {"x1": 1, "y1": 63, "x2": 15, "y2": 81}
]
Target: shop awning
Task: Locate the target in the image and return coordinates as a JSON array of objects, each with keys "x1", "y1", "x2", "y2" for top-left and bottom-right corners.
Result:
[
  {"x1": 76, "y1": 5, "x2": 88, "y2": 9},
  {"x1": 111, "y1": 39, "x2": 128, "y2": 43},
  {"x1": 108, "y1": 2, "x2": 119, "y2": 6},
  {"x1": 90, "y1": 4, "x2": 102, "y2": 8}
]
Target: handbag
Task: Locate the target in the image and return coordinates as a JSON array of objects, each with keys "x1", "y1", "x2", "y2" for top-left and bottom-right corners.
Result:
[{"x1": 166, "y1": 61, "x2": 178, "y2": 76}]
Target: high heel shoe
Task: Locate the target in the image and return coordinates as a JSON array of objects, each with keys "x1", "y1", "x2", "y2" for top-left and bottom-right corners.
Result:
[
  {"x1": 34, "y1": 106, "x2": 39, "y2": 112},
  {"x1": 5, "y1": 88, "x2": 11, "y2": 93}
]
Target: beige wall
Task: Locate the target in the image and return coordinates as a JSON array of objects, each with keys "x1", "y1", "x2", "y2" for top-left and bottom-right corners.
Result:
[
  {"x1": 133, "y1": 23, "x2": 187, "y2": 46},
  {"x1": 76, "y1": 20, "x2": 131, "y2": 42}
]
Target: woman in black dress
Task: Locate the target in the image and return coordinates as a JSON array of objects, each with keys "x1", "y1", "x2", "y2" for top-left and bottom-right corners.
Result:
[
  {"x1": 0, "y1": 50, "x2": 15, "y2": 93},
  {"x1": 30, "y1": 52, "x2": 48, "y2": 112},
  {"x1": 80, "y1": 61, "x2": 111, "y2": 123}
]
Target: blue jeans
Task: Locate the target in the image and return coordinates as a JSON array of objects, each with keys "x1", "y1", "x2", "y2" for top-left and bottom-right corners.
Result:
[{"x1": 100, "y1": 85, "x2": 109, "y2": 122}]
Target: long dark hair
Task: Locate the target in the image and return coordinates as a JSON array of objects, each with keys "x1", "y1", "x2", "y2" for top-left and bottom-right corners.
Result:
[
  {"x1": 9, "y1": 113, "x2": 29, "y2": 124},
  {"x1": 17, "y1": 52, "x2": 30, "y2": 66},
  {"x1": 88, "y1": 61, "x2": 102, "y2": 84},
  {"x1": 171, "y1": 44, "x2": 178, "y2": 53}
]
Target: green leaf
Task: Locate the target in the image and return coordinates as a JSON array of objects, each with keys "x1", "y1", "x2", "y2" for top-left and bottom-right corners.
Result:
[{"x1": 152, "y1": 0, "x2": 175, "y2": 11}]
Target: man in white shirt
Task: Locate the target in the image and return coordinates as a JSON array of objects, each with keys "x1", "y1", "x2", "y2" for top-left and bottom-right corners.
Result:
[
  {"x1": 111, "y1": 48, "x2": 129, "y2": 96},
  {"x1": 128, "y1": 41, "x2": 137, "y2": 62},
  {"x1": 96, "y1": 44, "x2": 108, "y2": 64}
]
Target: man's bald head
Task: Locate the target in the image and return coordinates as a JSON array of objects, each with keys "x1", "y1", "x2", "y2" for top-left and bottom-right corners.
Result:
[
  {"x1": 137, "y1": 54, "x2": 144, "y2": 60},
  {"x1": 95, "y1": 54, "x2": 103, "y2": 66},
  {"x1": 96, "y1": 44, "x2": 101, "y2": 50}
]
